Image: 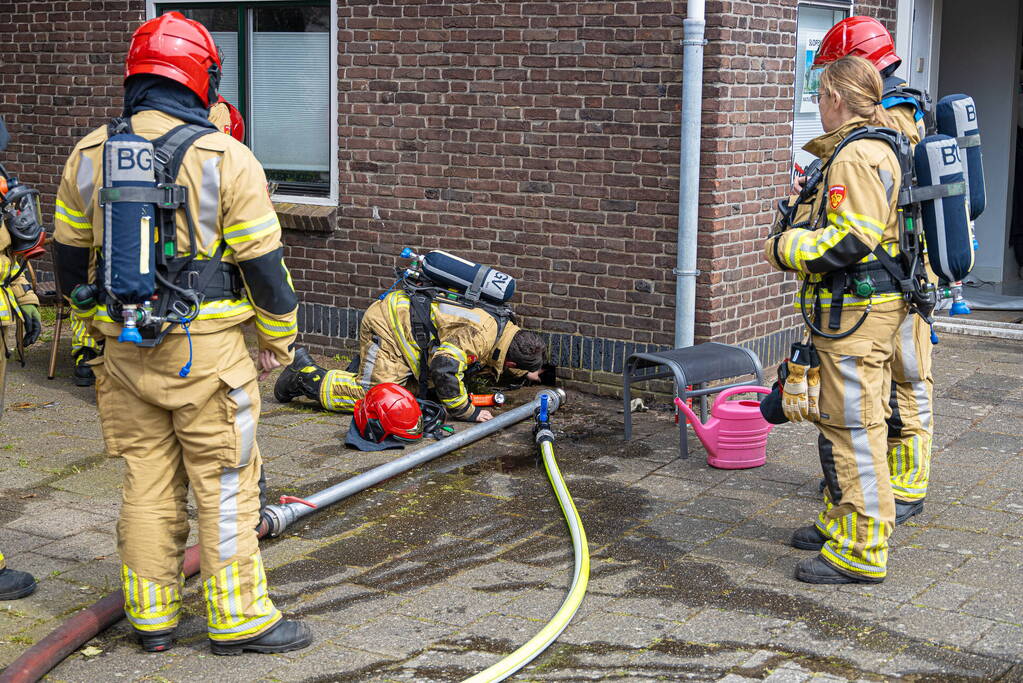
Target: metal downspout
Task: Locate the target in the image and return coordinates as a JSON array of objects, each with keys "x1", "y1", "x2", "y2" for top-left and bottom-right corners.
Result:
[{"x1": 674, "y1": 0, "x2": 706, "y2": 348}]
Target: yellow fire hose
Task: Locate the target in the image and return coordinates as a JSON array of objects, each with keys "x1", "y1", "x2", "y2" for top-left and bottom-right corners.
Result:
[{"x1": 463, "y1": 398, "x2": 590, "y2": 682}]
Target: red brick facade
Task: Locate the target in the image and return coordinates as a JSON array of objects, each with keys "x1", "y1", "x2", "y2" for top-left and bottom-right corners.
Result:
[{"x1": 2, "y1": 0, "x2": 898, "y2": 393}]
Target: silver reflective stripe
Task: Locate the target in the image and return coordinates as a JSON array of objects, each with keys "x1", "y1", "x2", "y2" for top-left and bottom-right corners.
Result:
[
  {"x1": 229, "y1": 387, "x2": 255, "y2": 468},
  {"x1": 198, "y1": 156, "x2": 221, "y2": 249},
  {"x1": 437, "y1": 303, "x2": 480, "y2": 323},
  {"x1": 878, "y1": 168, "x2": 894, "y2": 204},
  {"x1": 218, "y1": 468, "x2": 240, "y2": 563},
  {"x1": 839, "y1": 354, "x2": 880, "y2": 519},
  {"x1": 360, "y1": 340, "x2": 380, "y2": 388},
  {"x1": 210, "y1": 610, "x2": 278, "y2": 635},
  {"x1": 76, "y1": 155, "x2": 95, "y2": 221},
  {"x1": 900, "y1": 317, "x2": 932, "y2": 432}
]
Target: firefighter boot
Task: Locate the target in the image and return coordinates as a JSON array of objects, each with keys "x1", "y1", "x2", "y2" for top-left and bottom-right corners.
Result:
[
  {"x1": 895, "y1": 499, "x2": 924, "y2": 524},
  {"x1": 0, "y1": 568, "x2": 37, "y2": 600},
  {"x1": 210, "y1": 619, "x2": 313, "y2": 656},
  {"x1": 273, "y1": 348, "x2": 324, "y2": 403},
  {"x1": 795, "y1": 555, "x2": 884, "y2": 585},
  {"x1": 135, "y1": 628, "x2": 176, "y2": 653},
  {"x1": 790, "y1": 525, "x2": 828, "y2": 551},
  {"x1": 72, "y1": 348, "x2": 98, "y2": 387}
]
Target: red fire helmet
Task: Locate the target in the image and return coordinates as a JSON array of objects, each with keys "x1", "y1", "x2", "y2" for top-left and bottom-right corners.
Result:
[
  {"x1": 125, "y1": 12, "x2": 222, "y2": 106},
  {"x1": 354, "y1": 383, "x2": 424, "y2": 443},
  {"x1": 813, "y1": 16, "x2": 901, "y2": 73}
]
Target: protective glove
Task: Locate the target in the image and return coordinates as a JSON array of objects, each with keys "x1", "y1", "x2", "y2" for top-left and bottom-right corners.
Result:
[
  {"x1": 806, "y1": 344, "x2": 821, "y2": 422},
  {"x1": 20, "y1": 304, "x2": 41, "y2": 347},
  {"x1": 781, "y1": 341, "x2": 816, "y2": 422}
]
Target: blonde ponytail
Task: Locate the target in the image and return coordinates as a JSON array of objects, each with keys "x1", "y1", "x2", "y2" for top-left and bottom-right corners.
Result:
[{"x1": 820, "y1": 56, "x2": 894, "y2": 128}]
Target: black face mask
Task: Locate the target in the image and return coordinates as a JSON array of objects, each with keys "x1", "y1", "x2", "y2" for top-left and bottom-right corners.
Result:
[{"x1": 1, "y1": 180, "x2": 45, "y2": 260}]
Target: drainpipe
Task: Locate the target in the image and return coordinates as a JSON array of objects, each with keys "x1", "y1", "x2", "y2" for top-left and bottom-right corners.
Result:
[{"x1": 674, "y1": 0, "x2": 706, "y2": 348}]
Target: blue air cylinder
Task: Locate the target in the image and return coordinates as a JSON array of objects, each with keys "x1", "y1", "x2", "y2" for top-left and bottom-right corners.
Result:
[
  {"x1": 101, "y1": 134, "x2": 158, "y2": 343},
  {"x1": 936, "y1": 94, "x2": 985, "y2": 220},
  {"x1": 914, "y1": 134, "x2": 974, "y2": 284},
  {"x1": 420, "y1": 250, "x2": 516, "y2": 304},
  {"x1": 102, "y1": 134, "x2": 157, "y2": 305}
]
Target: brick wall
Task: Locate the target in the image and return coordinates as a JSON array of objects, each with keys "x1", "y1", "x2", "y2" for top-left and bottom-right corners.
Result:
[
  {"x1": 854, "y1": 0, "x2": 899, "y2": 34},
  {"x1": 288, "y1": 0, "x2": 695, "y2": 381}
]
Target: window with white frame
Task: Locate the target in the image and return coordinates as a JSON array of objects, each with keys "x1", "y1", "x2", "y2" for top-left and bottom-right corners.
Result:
[
  {"x1": 792, "y1": 3, "x2": 852, "y2": 173},
  {"x1": 155, "y1": 2, "x2": 334, "y2": 200}
]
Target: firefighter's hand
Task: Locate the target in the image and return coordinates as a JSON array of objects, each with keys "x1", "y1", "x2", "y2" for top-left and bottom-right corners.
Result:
[
  {"x1": 781, "y1": 358, "x2": 810, "y2": 422},
  {"x1": 476, "y1": 410, "x2": 494, "y2": 423},
  {"x1": 21, "y1": 304, "x2": 41, "y2": 347},
  {"x1": 792, "y1": 175, "x2": 806, "y2": 194},
  {"x1": 526, "y1": 370, "x2": 541, "y2": 383},
  {"x1": 257, "y1": 349, "x2": 280, "y2": 381}
]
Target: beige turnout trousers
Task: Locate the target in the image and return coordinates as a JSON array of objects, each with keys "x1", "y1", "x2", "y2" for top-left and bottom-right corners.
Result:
[
  {"x1": 813, "y1": 302, "x2": 908, "y2": 580},
  {"x1": 97, "y1": 327, "x2": 280, "y2": 641}
]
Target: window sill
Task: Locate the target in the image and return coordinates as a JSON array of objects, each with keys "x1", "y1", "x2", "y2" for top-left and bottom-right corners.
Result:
[{"x1": 273, "y1": 201, "x2": 337, "y2": 234}]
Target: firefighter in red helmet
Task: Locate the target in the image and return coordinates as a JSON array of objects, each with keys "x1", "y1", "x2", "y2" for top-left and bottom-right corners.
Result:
[
  {"x1": 53, "y1": 12, "x2": 307, "y2": 655},
  {"x1": 209, "y1": 95, "x2": 246, "y2": 143}
]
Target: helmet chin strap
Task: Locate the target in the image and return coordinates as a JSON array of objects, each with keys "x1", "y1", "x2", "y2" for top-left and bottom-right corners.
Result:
[{"x1": 206, "y1": 63, "x2": 221, "y2": 107}]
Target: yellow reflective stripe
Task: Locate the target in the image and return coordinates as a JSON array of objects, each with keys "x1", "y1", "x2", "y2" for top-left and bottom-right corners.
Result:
[
  {"x1": 435, "y1": 342, "x2": 470, "y2": 411},
  {"x1": 204, "y1": 557, "x2": 281, "y2": 640},
  {"x1": 322, "y1": 370, "x2": 363, "y2": 413},
  {"x1": 121, "y1": 565, "x2": 181, "y2": 631},
  {"x1": 56, "y1": 199, "x2": 86, "y2": 217},
  {"x1": 832, "y1": 210, "x2": 886, "y2": 241},
  {"x1": 55, "y1": 213, "x2": 92, "y2": 230},
  {"x1": 94, "y1": 299, "x2": 253, "y2": 324},
  {"x1": 386, "y1": 292, "x2": 421, "y2": 376},
  {"x1": 255, "y1": 314, "x2": 296, "y2": 338},
  {"x1": 223, "y1": 213, "x2": 279, "y2": 245}
]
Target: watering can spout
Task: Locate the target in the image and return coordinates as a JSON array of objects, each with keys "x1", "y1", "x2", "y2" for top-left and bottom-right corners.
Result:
[{"x1": 674, "y1": 397, "x2": 712, "y2": 441}]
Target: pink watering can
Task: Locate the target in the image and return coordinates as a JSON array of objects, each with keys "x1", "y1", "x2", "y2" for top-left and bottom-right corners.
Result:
[{"x1": 674, "y1": 386, "x2": 774, "y2": 469}]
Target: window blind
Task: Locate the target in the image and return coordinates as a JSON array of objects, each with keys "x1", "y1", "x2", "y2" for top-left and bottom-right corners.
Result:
[{"x1": 250, "y1": 32, "x2": 330, "y2": 172}]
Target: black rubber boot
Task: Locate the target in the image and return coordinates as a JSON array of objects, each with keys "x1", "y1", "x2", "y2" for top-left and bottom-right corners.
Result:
[
  {"x1": 210, "y1": 619, "x2": 313, "y2": 656},
  {"x1": 795, "y1": 555, "x2": 884, "y2": 584},
  {"x1": 895, "y1": 499, "x2": 924, "y2": 524},
  {"x1": 136, "y1": 628, "x2": 175, "y2": 653},
  {"x1": 72, "y1": 348, "x2": 98, "y2": 387},
  {"x1": 0, "y1": 567, "x2": 37, "y2": 600},
  {"x1": 790, "y1": 525, "x2": 828, "y2": 551},
  {"x1": 273, "y1": 348, "x2": 325, "y2": 404}
]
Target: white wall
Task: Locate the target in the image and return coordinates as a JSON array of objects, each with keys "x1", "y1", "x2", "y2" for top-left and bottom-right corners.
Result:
[{"x1": 937, "y1": 0, "x2": 1021, "y2": 286}]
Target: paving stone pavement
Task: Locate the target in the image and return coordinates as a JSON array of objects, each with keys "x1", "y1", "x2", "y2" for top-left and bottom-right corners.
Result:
[{"x1": 0, "y1": 331, "x2": 1021, "y2": 682}]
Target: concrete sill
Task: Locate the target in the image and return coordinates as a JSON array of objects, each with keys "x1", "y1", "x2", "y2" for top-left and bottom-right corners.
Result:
[{"x1": 273, "y1": 201, "x2": 336, "y2": 234}]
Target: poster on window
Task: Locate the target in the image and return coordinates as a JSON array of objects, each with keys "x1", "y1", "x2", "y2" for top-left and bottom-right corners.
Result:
[{"x1": 800, "y1": 30, "x2": 826, "y2": 113}]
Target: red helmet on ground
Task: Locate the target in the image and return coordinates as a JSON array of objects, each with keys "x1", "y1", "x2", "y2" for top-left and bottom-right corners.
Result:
[
  {"x1": 216, "y1": 96, "x2": 246, "y2": 143},
  {"x1": 354, "y1": 383, "x2": 424, "y2": 443},
  {"x1": 813, "y1": 16, "x2": 901, "y2": 73},
  {"x1": 126, "y1": 12, "x2": 222, "y2": 106}
]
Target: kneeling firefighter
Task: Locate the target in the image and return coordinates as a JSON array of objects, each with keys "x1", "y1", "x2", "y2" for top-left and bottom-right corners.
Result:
[
  {"x1": 64, "y1": 95, "x2": 247, "y2": 388},
  {"x1": 763, "y1": 56, "x2": 969, "y2": 584},
  {"x1": 276, "y1": 250, "x2": 548, "y2": 423},
  {"x1": 53, "y1": 13, "x2": 309, "y2": 654},
  {"x1": 0, "y1": 114, "x2": 44, "y2": 601}
]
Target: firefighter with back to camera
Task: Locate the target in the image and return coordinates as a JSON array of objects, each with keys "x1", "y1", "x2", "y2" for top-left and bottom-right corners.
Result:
[
  {"x1": 53, "y1": 12, "x2": 310, "y2": 654},
  {"x1": 67, "y1": 95, "x2": 246, "y2": 388}
]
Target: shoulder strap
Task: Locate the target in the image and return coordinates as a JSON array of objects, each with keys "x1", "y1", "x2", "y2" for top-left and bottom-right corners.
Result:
[
  {"x1": 408, "y1": 291, "x2": 438, "y2": 396},
  {"x1": 151, "y1": 124, "x2": 216, "y2": 184}
]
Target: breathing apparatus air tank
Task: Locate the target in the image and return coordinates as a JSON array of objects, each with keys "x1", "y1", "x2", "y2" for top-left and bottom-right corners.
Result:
[
  {"x1": 418, "y1": 250, "x2": 516, "y2": 304},
  {"x1": 100, "y1": 133, "x2": 159, "y2": 343},
  {"x1": 913, "y1": 134, "x2": 974, "y2": 286},
  {"x1": 936, "y1": 94, "x2": 985, "y2": 220}
]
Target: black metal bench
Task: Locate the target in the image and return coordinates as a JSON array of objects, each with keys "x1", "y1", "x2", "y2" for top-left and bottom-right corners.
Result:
[{"x1": 623, "y1": 342, "x2": 765, "y2": 458}]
